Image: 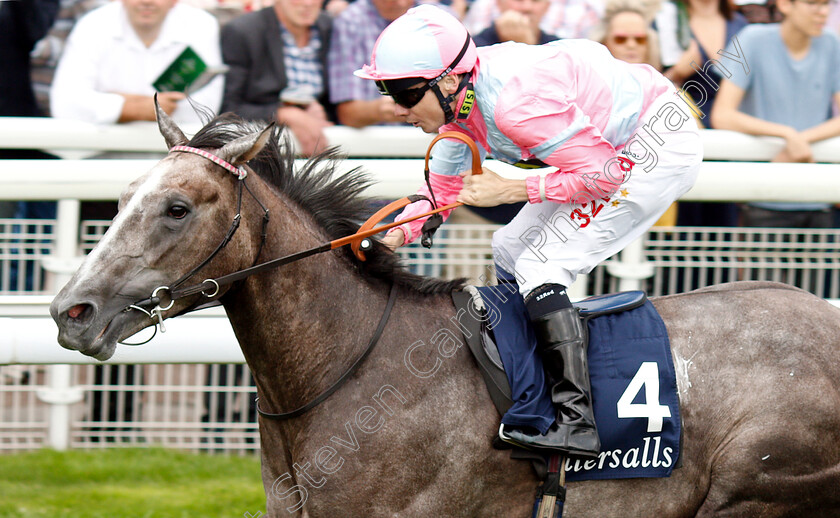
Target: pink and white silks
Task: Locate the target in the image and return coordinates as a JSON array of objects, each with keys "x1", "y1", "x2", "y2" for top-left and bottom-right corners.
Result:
[{"x1": 391, "y1": 39, "x2": 703, "y2": 295}]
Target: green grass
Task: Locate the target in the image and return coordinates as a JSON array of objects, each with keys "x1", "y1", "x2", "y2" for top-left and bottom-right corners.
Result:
[{"x1": 0, "y1": 448, "x2": 265, "y2": 518}]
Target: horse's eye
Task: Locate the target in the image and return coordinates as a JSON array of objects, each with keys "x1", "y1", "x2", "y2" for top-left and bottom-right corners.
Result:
[{"x1": 167, "y1": 205, "x2": 189, "y2": 219}]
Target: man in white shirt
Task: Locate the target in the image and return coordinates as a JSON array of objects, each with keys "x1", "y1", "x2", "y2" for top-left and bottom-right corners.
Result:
[{"x1": 50, "y1": 0, "x2": 223, "y2": 126}]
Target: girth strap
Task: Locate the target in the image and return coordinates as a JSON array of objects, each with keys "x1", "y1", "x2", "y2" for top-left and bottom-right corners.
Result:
[
  {"x1": 256, "y1": 282, "x2": 398, "y2": 420},
  {"x1": 451, "y1": 289, "x2": 513, "y2": 415}
]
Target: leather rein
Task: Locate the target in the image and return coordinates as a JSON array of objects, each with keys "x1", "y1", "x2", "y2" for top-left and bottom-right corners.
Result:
[{"x1": 125, "y1": 131, "x2": 482, "y2": 420}]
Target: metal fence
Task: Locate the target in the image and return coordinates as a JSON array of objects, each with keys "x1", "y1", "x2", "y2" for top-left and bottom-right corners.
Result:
[
  {"x1": 3, "y1": 216, "x2": 840, "y2": 452},
  {"x1": 1, "y1": 219, "x2": 511, "y2": 453},
  {"x1": 0, "y1": 218, "x2": 54, "y2": 295},
  {"x1": 1, "y1": 363, "x2": 259, "y2": 453},
  {"x1": 8, "y1": 218, "x2": 840, "y2": 297},
  {"x1": 643, "y1": 226, "x2": 840, "y2": 298}
]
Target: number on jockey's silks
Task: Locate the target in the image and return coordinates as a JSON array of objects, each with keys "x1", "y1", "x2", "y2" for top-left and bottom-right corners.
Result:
[
  {"x1": 572, "y1": 195, "x2": 614, "y2": 225},
  {"x1": 588, "y1": 200, "x2": 604, "y2": 218},
  {"x1": 571, "y1": 208, "x2": 591, "y2": 227},
  {"x1": 616, "y1": 362, "x2": 672, "y2": 433}
]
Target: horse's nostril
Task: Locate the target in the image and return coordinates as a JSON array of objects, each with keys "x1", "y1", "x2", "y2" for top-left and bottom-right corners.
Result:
[{"x1": 67, "y1": 304, "x2": 92, "y2": 322}]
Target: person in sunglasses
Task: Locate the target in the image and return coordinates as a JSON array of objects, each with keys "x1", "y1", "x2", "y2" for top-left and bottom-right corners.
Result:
[
  {"x1": 591, "y1": 0, "x2": 662, "y2": 70},
  {"x1": 593, "y1": 1, "x2": 686, "y2": 229},
  {"x1": 355, "y1": 4, "x2": 702, "y2": 457}
]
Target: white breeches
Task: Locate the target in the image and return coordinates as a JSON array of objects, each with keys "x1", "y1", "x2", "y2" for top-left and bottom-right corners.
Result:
[{"x1": 492, "y1": 91, "x2": 703, "y2": 296}]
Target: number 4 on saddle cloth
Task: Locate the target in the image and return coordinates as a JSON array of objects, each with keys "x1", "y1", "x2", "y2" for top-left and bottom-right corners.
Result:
[{"x1": 451, "y1": 286, "x2": 682, "y2": 482}]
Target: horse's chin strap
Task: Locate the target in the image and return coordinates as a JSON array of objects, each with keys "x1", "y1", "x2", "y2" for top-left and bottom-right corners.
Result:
[
  {"x1": 256, "y1": 282, "x2": 398, "y2": 421},
  {"x1": 431, "y1": 73, "x2": 471, "y2": 125}
]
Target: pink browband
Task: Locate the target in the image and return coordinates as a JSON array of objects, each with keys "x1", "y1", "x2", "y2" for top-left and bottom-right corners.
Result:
[{"x1": 170, "y1": 145, "x2": 247, "y2": 180}]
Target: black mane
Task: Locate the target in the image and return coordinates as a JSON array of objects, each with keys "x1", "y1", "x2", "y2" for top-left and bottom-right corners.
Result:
[{"x1": 187, "y1": 113, "x2": 464, "y2": 295}]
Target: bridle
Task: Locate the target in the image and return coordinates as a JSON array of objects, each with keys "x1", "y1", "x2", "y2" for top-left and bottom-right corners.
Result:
[
  {"x1": 123, "y1": 131, "x2": 482, "y2": 419},
  {"x1": 123, "y1": 145, "x2": 270, "y2": 338}
]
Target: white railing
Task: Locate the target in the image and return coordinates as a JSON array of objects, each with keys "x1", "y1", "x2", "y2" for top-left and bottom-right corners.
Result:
[
  {"x1": 4, "y1": 117, "x2": 840, "y2": 161},
  {"x1": 3, "y1": 119, "x2": 840, "y2": 452},
  {"x1": 3, "y1": 154, "x2": 839, "y2": 303},
  {"x1": 0, "y1": 118, "x2": 435, "y2": 158},
  {"x1": 4, "y1": 158, "x2": 840, "y2": 202},
  {"x1": 0, "y1": 298, "x2": 242, "y2": 365}
]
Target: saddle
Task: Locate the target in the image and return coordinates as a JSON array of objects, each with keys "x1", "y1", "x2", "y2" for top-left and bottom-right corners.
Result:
[
  {"x1": 452, "y1": 289, "x2": 647, "y2": 417},
  {"x1": 451, "y1": 287, "x2": 681, "y2": 481}
]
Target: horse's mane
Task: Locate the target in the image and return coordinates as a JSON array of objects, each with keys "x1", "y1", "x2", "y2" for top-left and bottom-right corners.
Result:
[{"x1": 187, "y1": 113, "x2": 464, "y2": 295}]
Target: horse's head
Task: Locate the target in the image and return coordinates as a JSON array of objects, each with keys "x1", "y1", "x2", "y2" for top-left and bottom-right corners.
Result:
[{"x1": 50, "y1": 102, "x2": 274, "y2": 360}]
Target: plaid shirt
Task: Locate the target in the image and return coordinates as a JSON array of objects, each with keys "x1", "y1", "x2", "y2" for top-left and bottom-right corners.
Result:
[
  {"x1": 328, "y1": 0, "x2": 399, "y2": 104},
  {"x1": 279, "y1": 23, "x2": 324, "y2": 103}
]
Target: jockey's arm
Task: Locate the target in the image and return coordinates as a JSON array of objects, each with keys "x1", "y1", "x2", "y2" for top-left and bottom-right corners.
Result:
[
  {"x1": 497, "y1": 96, "x2": 626, "y2": 205},
  {"x1": 457, "y1": 166, "x2": 528, "y2": 206},
  {"x1": 526, "y1": 145, "x2": 628, "y2": 205},
  {"x1": 384, "y1": 136, "x2": 488, "y2": 247},
  {"x1": 384, "y1": 171, "x2": 463, "y2": 247},
  {"x1": 384, "y1": 166, "x2": 530, "y2": 248}
]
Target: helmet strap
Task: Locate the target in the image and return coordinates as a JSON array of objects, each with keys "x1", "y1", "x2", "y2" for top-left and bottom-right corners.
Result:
[
  {"x1": 433, "y1": 73, "x2": 471, "y2": 124},
  {"x1": 425, "y1": 33, "x2": 473, "y2": 124}
]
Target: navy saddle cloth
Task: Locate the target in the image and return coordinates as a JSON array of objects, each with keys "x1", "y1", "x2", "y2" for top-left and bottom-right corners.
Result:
[{"x1": 453, "y1": 286, "x2": 681, "y2": 482}]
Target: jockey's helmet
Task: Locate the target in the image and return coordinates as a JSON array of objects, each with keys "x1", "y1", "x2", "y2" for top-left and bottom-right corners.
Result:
[{"x1": 354, "y1": 4, "x2": 477, "y2": 123}]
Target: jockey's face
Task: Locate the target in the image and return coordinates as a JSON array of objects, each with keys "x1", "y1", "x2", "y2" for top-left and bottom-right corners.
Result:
[
  {"x1": 393, "y1": 75, "x2": 459, "y2": 134},
  {"x1": 122, "y1": 0, "x2": 177, "y2": 33}
]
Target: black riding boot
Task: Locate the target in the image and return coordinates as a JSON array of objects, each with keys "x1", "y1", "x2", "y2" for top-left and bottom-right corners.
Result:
[{"x1": 500, "y1": 284, "x2": 600, "y2": 458}]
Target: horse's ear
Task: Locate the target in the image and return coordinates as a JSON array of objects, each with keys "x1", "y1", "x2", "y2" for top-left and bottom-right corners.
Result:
[
  {"x1": 154, "y1": 94, "x2": 188, "y2": 149},
  {"x1": 217, "y1": 123, "x2": 275, "y2": 166}
]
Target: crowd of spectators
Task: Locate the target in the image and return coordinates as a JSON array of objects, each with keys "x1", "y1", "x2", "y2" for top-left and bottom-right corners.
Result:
[
  {"x1": 3, "y1": 0, "x2": 837, "y2": 160},
  {"x1": 1, "y1": 0, "x2": 839, "y2": 233}
]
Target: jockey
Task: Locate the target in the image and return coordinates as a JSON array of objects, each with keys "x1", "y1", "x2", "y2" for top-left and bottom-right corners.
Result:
[{"x1": 355, "y1": 4, "x2": 702, "y2": 457}]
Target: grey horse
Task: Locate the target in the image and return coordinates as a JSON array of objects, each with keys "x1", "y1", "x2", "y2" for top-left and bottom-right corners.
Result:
[{"x1": 51, "y1": 109, "x2": 840, "y2": 517}]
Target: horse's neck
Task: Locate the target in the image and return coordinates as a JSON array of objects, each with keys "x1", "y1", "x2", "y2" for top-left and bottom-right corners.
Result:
[{"x1": 222, "y1": 181, "x2": 391, "y2": 417}]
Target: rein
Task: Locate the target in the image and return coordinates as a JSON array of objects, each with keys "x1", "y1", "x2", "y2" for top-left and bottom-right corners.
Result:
[
  {"x1": 130, "y1": 131, "x2": 481, "y2": 313},
  {"x1": 126, "y1": 191, "x2": 462, "y2": 318},
  {"x1": 256, "y1": 281, "x2": 398, "y2": 420},
  {"x1": 126, "y1": 132, "x2": 481, "y2": 417}
]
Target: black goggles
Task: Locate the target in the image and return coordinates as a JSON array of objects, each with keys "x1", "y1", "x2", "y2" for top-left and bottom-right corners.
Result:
[{"x1": 375, "y1": 79, "x2": 432, "y2": 109}]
